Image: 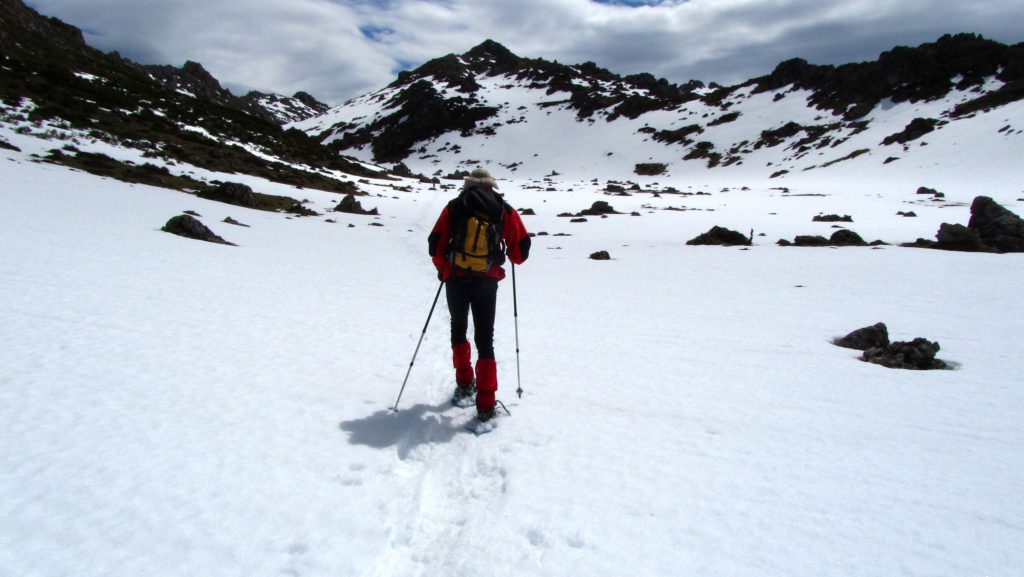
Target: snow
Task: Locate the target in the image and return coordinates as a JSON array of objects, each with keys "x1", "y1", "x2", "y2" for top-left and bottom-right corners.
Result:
[{"x1": 3, "y1": 94, "x2": 1024, "y2": 577}]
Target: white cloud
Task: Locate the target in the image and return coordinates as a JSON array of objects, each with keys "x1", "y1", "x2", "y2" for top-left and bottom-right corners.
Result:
[{"x1": 25, "y1": 0, "x2": 1024, "y2": 104}]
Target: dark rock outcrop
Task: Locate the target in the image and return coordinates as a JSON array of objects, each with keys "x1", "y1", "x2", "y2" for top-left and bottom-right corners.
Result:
[
  {"x1": 580, "y1": 201, "x2": 619, "y2": 216},
  {"x1": 881, "y1": 117, "x2": 939, "y2": 145},
  {"x1": 968, "y1": 196, "x2": 1024, "y2": 252},
  {"x1": 925, "y1": 196, "x2": 1024, "y2": 253},
  {"x1": 162, "y1": 215, "x2": 235, "y2": 246},
  {"x1": 835, "y1": 323, "x2": 889, "y2": 351},
  {"x1": 829, "y1": 229, "x2": 868, "y2": 246},
  {"x1": 589, "y1": 251, "x2": 611, "y2": 260},
  {"x1": 781, "y1": 230, "x2": 877, "y2": 247},
  {"x1": 813, "y1": 214, "x2": 853, "y2": 222},
  {"x1": 203, "y1": 182, "x2": 257, "y2": 208},
  {"x1": 0, "y1": 137, "x2": 20, "y2": 152},
  {"x1": 790, "y1": 235, "x2": 830, "y2": 247},
  {"x1": 334, "y1": 194, "x2": 379, "y2": 215},
  {"x1": 935, "y1": 223, "x2": 987, "y2": 251},
  {"x1": 863, "y1": 338, "x2": 947, "y2": 370},
  {"x1": 686, "y1": 226, "x2": 751, "y2": 246}
]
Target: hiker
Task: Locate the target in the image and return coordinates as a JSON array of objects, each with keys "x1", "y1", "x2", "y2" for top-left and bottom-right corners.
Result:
[{"x1": 428, "y1": 168, "x2": 531, "y2": 422}]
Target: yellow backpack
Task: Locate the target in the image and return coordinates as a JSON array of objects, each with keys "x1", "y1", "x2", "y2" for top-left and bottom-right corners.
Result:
[{"x1": 449, "y1": 186, "x2": 506, "y2": 273}]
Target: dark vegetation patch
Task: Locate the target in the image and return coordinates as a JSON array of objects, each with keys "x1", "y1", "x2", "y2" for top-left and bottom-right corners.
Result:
[
  {"x1": 881, "y1": 117, "x2": 940, "y2": 145},
  {"x1": 707, "y1": 111, "x2": 741, "y2": 126},
  {"x1": 683, "y1": 141, "x2": 722, "y2": 167},
  {"x1": 952, "y1": 80, "x2": 1024, "y2": 117},
  {"x1": 651, "y1": 124, "x2": 704, "y2": 146},
  {"x1": 634, "y1": 162, "x2": 667, "y2": 176}
]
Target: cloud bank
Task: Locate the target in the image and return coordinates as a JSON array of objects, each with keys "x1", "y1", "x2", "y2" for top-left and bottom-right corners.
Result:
[{"x1": 26, "y1": 0, "x2": 1024, "y2": 105}]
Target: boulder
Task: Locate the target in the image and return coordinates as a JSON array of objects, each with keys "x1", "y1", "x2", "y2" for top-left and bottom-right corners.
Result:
[
  {"x1": 835, "y1": 323, "x2": 889, "y2": 351},
  {"x1": 205, "y1": 182, "x2": 257, "y2": 208},
  {"x1": 829, "y1": 229, "x2": 867, "y2": 246},
  {"x1": 162, "y1": 215, "x2": 235, "y2": 246},
  {"x1": 589, "y1": 251, "x2": 611, "y2": 260},
  {"x1": 813, "y1": 214, "x2": 853, "y2": 222},
  {"x1": 334, "y1": 194, "x2": 379, "y2": 215},
  {"x1": 935, "y1": 223, "x2": 987, "y2": 252},
  {"x1": 686, "y1": 226, "x2": 751, "y2": 246},
  {"x1": 580, "y1": 201, "x2": 619, "y2": 216},
  {"x1": 968, "y1": 196, "x2": 1024, "y2": 252},
  {"x1": 862, "y1": 338, "x2": 947, "y2": 370},
  {"x1": 792, "y1": 235, "x2": 830, "y2": 247}
]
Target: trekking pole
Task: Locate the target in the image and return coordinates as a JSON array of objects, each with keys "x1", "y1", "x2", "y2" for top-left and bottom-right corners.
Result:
[
  {"x1": 391, "y1": 280, "x2": 445, "y2": 412},
  {"x1": 512, "y1": 262, "x2": 523, "y2": 398}
]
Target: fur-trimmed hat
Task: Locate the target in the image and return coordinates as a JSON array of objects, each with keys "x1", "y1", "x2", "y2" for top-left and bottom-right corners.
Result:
[{"x1": 463, "y1": 167, "x2": 498, "y2": 190}]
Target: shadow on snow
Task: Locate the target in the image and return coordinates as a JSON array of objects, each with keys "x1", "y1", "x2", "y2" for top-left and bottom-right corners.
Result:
[{"x1": 339, "y1": 401, "x2": 463, "y2": 458}]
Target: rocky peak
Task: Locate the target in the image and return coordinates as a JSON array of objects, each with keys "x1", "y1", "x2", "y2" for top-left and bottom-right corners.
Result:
[
  {"x1": 292, "y1": 91, "x2": 329, "y2": 114},
  {"x1": 754, "y1": 33, "x2": 1024, "y2": 119},
  {"x1": 144, "y1": 60, "x2": 235, "y2": 105}
]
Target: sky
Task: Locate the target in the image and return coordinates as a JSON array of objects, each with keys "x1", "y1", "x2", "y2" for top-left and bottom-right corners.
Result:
[{"x1": 25, "y1": 0, "x2": 1024, "y2": 105}]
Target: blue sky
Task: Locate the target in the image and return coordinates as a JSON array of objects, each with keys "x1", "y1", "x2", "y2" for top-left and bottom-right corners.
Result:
[{"x1": 25, "y1": 0, "x2": 1024, "y2": 105}]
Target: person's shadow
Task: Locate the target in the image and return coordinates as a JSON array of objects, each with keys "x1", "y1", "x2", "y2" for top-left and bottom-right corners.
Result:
[{"x1": 339, "y1": 402, "x2": 463, "y2": 459}]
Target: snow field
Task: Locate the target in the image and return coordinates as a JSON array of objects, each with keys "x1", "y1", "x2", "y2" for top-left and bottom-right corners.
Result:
[{"x1": 2, "y1": 130, "x2": 1024, "y2": 577}]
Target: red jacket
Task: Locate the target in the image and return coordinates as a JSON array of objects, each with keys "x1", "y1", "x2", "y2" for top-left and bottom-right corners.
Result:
[{"x1": 428, "y1": 203, "x2": 530, "y2": 281}]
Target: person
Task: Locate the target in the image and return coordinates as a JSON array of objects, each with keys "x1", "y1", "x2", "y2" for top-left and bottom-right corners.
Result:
[{"x1": 427, "y1": 168, "x2": 530, "y2": 422}]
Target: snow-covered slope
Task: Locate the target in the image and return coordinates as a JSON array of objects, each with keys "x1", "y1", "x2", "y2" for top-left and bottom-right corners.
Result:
[
  {"x1": 3, "y1": 109, "x2": 1024, "y2": 576},
  {"x1": 292, "y1": 36, "x2": 1024, "y2": 188}
]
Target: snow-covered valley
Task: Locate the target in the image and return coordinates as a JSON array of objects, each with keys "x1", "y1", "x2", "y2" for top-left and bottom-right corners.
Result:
[{"x1": 2, "y1": 113, "x2": 1023, "y2": 575}]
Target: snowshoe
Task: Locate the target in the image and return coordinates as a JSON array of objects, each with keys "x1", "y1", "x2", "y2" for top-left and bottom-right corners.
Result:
[
  {"x1": 465, "y1": 409, "x2": 499, "y2": 435},
  {"x1": 464, "y1": 401, "x2": 509, "y2": 436},
  {"x1": 451, "y1": 380, "x2": 476, "y2": 408}
]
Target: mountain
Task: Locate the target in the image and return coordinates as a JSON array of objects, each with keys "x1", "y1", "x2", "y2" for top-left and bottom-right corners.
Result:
[
  {"x1": 294, "y1": 36, "x2": 1024, "y2": 181},
  {"x1": 142, "y1": 60, "x2": 329, "y2": 124},
  {"x1": 0, "y1": 0, "x2": 374, "y2": 201}
]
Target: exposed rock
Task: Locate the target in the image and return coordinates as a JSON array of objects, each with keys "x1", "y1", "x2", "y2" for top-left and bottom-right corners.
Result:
[
  {"x1": 782, "y1": 230, "x2": 878, "y2": 247},
  {"x1": 935, "y1": 223, "x2": 988, "y2": 251},
  {"x1": 634, "y1": 163, "x2": 667, "y2": 176},
  {"x1": 792, "y1": 235, "x2": 830, "y2": 247},
  {"x1": 687, "y1": 226, "x2": 752, "y2": 246},
  {"x1": 882, "y1": 117, "x2": 939, "y2": 145},
  {"x1": 589, "y1": 251, "x2": 611, "y2": 260},
  {"x1": 204, "y1": 182, "x2": 257, "y2": 208},
  {"x1": 162, "y1": 215, "x2": 235, "y2": 246},
  {"x1": 334, "y1": 194, "x2": 379, "y2": 215},
  {"x1": 917, "y1": 187, "x2": 940, "y2": 195},
  {"x1": 968, "y1": 196, "x2": 1024, "y2": 252},
  {"x1": 580, "y1": 201, "x2": 619, "y2": 216},
  {"x1": 518, "y1": 208, "x2": 536, "y2": 215},
  {"x1": 862, "y1": 338, "x2": 947, "y2": 370},
  {"x1": 835, "y1": 323, "x2": 889, "y2": 351},
  {"x1": 223, "y1": 217, "x2": 249, "y2": 227},
  {"x1": 0, "y1": 137, "x2": 20, "y2": 152},
  {"x1": 829, "y1": 229, "x2": 868, "y2": 246},
  {"x1": 813, "y1": 214, "x2": 853, "y2": 222},
  {"x1": 897, "y1": 211, "x2": 918, "y2": 217}
]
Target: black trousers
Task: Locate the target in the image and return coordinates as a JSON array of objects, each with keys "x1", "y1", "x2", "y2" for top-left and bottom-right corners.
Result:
[{"x1": 446, "y1": 276, "x2": 499, "y2": 359}]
